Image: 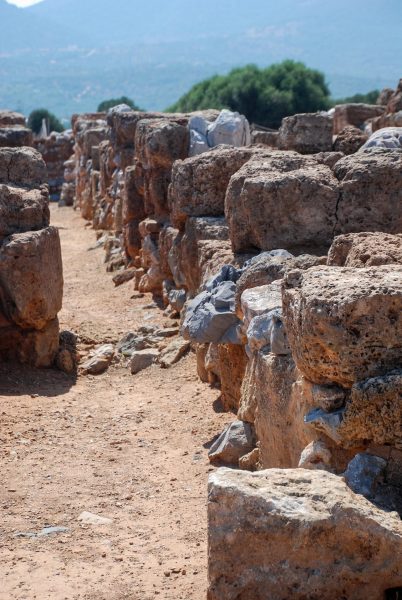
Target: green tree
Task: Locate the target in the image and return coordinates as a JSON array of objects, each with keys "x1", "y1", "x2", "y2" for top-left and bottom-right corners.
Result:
[
  {"x1": 97, "y1": 96, "x2": 143, "y2": 112},
  {"x1": 333, "y1": 90, "x2": 380, "y2": 105},
  {"x1": 28, "y1": 108, "x2": 64, "y2": 135},
  {"x1": 168, "y1": 61, "x2": 331, "y2": 129}
]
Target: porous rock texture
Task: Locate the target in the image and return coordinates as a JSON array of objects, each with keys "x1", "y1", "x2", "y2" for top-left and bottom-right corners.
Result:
[
  {"x1": 333, "y1": 125, "x2": 368, "y2": 155},
  {"x1": 226, "y1": 153, "x2": 339, "y2": 254},
  {"x1": 0, "y1": 110, "x2": 32, "y2": 148},
  {"x1": 0, "y1": 146, "x2": 63, "y2": 366},
  {"x1": 208, "y1": 468, "x2": 402, "y2": 600},
  {"x1": 333, "y1": 149, "x2": 402, "y2": 236},
  {"x1": 328, "y1": 231, "x2": 402, "y2": 267},
  {"x1": 333, "y1": 103, "x2": 385, "y2": 134},
  {"x1": 169, "y1": 146, "x2": 265, "y2": 229},
  {"x1": 283, "y1": 265, "x2": 402, "y2": 387},
  {"x1": 277, "y1": 112, "x2": 333, "y2": 154},
  {"x1": 34, "y1": 131, "x2": 74, "y2": 201},
  {"x1": 339, "y1": 370, "x2": 402, "y2": 448},
  {"x1": 239, "y1": 351, "x2": 315, "y2": 467}
]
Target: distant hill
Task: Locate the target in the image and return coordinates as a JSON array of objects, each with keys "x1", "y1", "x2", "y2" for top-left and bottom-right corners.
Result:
[{"x1": 0, "y1": 0, "x2": 401, "y2": 121}]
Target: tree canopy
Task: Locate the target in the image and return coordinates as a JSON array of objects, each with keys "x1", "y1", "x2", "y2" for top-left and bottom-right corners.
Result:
[
  {"x1": 28, "y1": 108, "x2": 64, "y2": 135},
  {"x1": 97, "y1": 96, "x2": 143, "y2": 112},
  {"x1": 334, "y1": 90, "x2": 380, "y2": 105},
  {"x1": 168, "y1": 61, "x2": 331, "y2": 129}
]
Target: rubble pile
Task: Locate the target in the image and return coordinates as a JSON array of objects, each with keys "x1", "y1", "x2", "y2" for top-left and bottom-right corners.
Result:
[{"x1": 0, "y1": 146, "x2": 63, "y2": 366}]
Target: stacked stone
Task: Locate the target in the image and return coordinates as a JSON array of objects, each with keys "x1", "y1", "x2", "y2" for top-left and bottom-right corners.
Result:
[
  {"x1": 0, "y1": 110, "x2": 33, "y2": 148},
  {"x1": 66, "y1": 104, "x2": 402, "y2": 595},
  {"x1": 60, "y1": 156, "x2": 76, "y2": 207},
  {"x1": 0, "y1": 146, "x2": 63, "y2": 366},
  {"x1": 34, "y1": 131, "x2": 74, "y2": 201},
  {"x1": 72, "y1": 112, "x2": 108, "y2": 221},
  {"x1": 370, "y1": 78, "x2": 402, "y2": 130}
]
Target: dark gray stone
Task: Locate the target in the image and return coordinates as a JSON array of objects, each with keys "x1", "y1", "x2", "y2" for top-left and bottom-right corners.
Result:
[{"x1": 344, "y1": 453, "x2": 387, "y2": 499}]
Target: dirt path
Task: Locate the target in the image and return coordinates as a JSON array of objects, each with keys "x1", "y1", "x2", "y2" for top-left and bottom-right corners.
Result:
[{"x1": 0, "y1": 206, "x2": 231, "y2": 600}]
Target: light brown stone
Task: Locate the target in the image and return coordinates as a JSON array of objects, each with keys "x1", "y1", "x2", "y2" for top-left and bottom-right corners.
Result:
[
  {"x1": 208, "y1": 468, "x2": 402, "y2": 600},
  {"x1": 283, "y1": 265, "x2": 402, "y2": 387}
]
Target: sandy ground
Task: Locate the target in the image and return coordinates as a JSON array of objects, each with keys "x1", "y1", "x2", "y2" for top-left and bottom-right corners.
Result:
[{"x1": 0, "y1": 205, "x2": 232, "y2": 600}]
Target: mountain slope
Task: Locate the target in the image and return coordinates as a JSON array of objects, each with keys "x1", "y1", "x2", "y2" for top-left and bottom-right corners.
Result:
[
  {"x1": 0, "y1": 0, "x2": 75, "y2": 51},
  {"x1": 0, "y1": 0, "x2": 401, "y2": 120}
]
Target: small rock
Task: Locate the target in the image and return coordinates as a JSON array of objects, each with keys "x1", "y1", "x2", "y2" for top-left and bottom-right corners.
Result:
[
  {"x1": 168, "y1": 289, "x2": 187, "y2": 313},
  {"x1": 209, "y1": 420, "x2": 256, "y2": 466},
  {"x1": 304, "y1": 406, "x2": 345, "y2": 443},
  {"x1": 158, "y1": 339, "x2": 190, "y2": 368},
  {"x1": 80, "y1": 344, "x2": 115, "y2": 375},
  {"x1": 130, "y1": 349, "x2": 160, "y2": 374},
  {"x1": 344, "y1": 453, "x2": 387, "y2": 499},
  {"x1": 239, "y1": 447, "x2": 261, "y2": 471},
  {"x1": 154, "y1": 328, "x2": 179, "y2": 339},
  {"x1": 312, "y1": 384, "x2": 346, "y2": 412},
  {"x1": 15, "y1": 526, "x2": 69, "y2": 539},
  {"x1": 298, "y1": 440, "x2": 333, "y2": 471},
  {"x1": 78, "y1": 512, "x2": 113, "y2": 525},
  {"x1": 112, "y1": 268, "x2": 136, "y2": 287}
]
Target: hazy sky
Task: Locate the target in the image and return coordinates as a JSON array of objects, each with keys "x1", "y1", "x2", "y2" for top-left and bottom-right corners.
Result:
[{"x1": 6, "y1": 0, "x2": 43, "y2": 6}]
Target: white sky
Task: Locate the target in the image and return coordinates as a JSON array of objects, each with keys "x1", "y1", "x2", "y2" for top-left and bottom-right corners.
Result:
[{"x1": 6, "y1": 0, "x2": 43, "y2": 6}]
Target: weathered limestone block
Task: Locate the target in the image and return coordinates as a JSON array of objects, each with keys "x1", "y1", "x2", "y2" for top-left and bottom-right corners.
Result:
[
  {"x1": 251, "y1": 129, "x2": 278, "y2": 146},
  {"x1": 0, "y1": 318, "x2": 60, "y2": 367},
  {"x1": 0, "y1": 110, "x2": 26, "y2": 127},
  {"x1": 169, "y1": 146, "x2": 258, "y2": 229},
  {"x1": 0, "y1": 126, "x2": 33, "y2": 148},
  {"x1": 333, "y1": 149, "x2": 402, "y2": 235},
  {"x1": 239, "y1": 350, "x2": 315, "y2": 467},
  {"x1": 208, "y1": 468, "x2": 402, "y2": 600},
  {"x1": 333, "y1": 103, "x2": 385, "y2": 134},
  {"x1": 0, "y1": 227, "x2": 63, "y2": 330},
  {"x1": 235, "y1": 252, "x2": 326, "y2": 318},
  {"x1": 386, "y1": 78, "x2": 402, "y2": 113},
  {"x1": 197, "y1": 240, "x2": 235, "y2": 292},
  {"x1": 278, "y1": 113, "x2": 333, "y2": 154},
  {"x1": 209, "y1": 421, "x2": 256, "y2": 465},
  {"x1": 123, "y1": 165, "x2": 146, "y2": 224},
  {"x1": 283, "y1": 265, "x2": 402, "y2": 387},
  {"x1": 218, "y1": 343, "x2": 248, "y2": 411},
  {"x1": 107, "y1": 109, "x2": 163, "y2": 148},
  {"x1": 226, "y1": 157, "x2": 338, "y2": 253},
  {"x1": 0, "y1": 185, "x2": 49, "y2": 238},
  {"x1": 60, "y1": 182, "x2": 75, "y2": 207},
  {"x1": 179, "y1": 217, "x2": 230, "y2": 296},
  {"x1": 135, "y1": 118, "x2": 189, "y2": 217},
  {"x1": 328, "y1": 232, "x2": 402, "y2": 267},
  {"x1": 81, "y1": 127, "x2": 108, "y2": 160},
  {"x1": 34, "y1": 131, "x2": 74, "y2": 200},
  {"x1": 0, "y1": 147, "x2": 47, "y2": 187},
  {"x1": 340, "y1": 370, "x2": 402, "y2": 449},
  {"x1": 333, "y1": 125, "x2": 368, "y2": 155},
  {"x1": 241, "y1": 281, "x2": 282, "y2": 328}
]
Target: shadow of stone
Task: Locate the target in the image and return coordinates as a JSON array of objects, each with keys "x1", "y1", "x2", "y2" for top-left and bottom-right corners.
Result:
[{"x1": 0, "y1": 362, "x2": 76, "y2": 397}]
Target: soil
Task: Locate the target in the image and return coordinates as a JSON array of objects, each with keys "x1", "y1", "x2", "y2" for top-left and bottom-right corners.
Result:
[{"x1": 0, "y1": 205, "x2": 232, "y2": 600}]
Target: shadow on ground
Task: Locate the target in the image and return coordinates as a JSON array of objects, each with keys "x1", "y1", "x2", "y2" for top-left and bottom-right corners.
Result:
[{"x1": 0, "y1": 362, "x2": 76, "y2": 397}]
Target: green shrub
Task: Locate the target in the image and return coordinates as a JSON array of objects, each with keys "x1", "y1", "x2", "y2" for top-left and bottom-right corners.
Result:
[
  {"x1": 168, "y1": 61, "x2": 331, "y2": 129},
  {"x1": 333, "y1": 90, "x2": 380, "y2": 105}
]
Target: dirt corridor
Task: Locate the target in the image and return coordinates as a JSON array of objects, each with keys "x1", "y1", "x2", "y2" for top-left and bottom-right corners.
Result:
[{"x1": 0, "y1": 205, "x2": 231, "y2": 600}]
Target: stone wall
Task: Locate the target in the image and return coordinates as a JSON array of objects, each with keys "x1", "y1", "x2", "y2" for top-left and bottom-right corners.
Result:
[
  {"x1": 67, "y1": 102, "x2": 402, "y2": 596},
  {"x1": 34, "y1": 131, "x2": 74, "y2": 201},
  {"x1": 0, "y1": 146, "x2": 63, "y2": 366}
]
